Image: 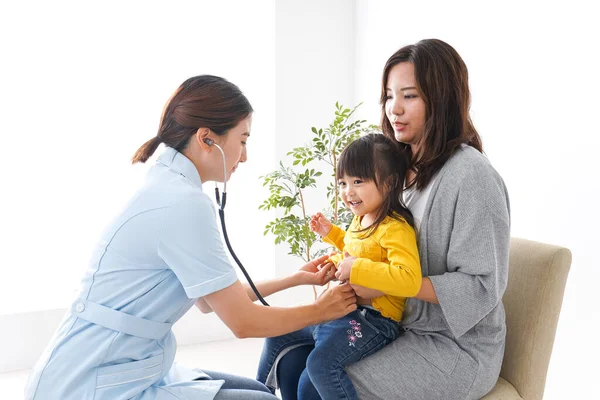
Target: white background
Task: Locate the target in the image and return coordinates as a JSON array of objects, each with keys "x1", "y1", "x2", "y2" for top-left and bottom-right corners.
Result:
[
  {"x1": 1, "y1": 0, "x2": 598, "y2": 397},
  {"x1": 0, "y1": 0, "x2": 278, "y2": 314}
]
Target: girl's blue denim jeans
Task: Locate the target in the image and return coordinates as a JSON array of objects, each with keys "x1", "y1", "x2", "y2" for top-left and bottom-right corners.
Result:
[{"x1": 256, "y1": 306, "x2": 399, "y2": 400}]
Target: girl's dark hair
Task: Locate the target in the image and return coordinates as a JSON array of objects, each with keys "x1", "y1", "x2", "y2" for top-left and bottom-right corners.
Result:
[
  {"x1": 380, "y1": 38, "x2": 483, "y2": 190},
  {"x1": 337, "y1": 134, "x2": 414, "y2": 236},
  {"x1": 132, "y1": 75, "x2": 253, "y2": 164}
]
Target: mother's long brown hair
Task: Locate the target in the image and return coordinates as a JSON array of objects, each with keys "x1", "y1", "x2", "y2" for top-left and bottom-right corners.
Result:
[
  {"x1": 132, "y1": 75, "x2": 253, "y2": 164},
  {"x1": 380, "y1": 39, "x2": 482, "y2": 190}
]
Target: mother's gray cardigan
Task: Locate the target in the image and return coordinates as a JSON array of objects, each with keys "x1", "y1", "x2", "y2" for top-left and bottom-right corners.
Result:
[{"x1": 347, "y1": 146, "x2": 510, "y2": 400}]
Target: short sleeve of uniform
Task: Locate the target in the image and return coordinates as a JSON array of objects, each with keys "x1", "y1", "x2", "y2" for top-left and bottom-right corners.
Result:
[{"x1": 157, "y1": 192, "x2": 238, "y2": 298}]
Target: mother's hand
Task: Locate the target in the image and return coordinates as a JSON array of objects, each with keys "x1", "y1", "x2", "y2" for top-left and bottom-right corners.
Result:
[{"x1": 351, "y1": 284, "x2": 385, "y2": 299}]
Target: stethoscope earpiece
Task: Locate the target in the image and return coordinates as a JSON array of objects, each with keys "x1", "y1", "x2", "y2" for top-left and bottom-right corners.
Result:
[{"x1": 206, "y1": 139, "x2": 227, "y2": 210}]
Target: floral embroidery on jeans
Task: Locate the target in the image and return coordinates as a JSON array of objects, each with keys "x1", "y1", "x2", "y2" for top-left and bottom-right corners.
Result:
[{"x1": 347, "y1": 320, "x2": 363, "y2": 347}]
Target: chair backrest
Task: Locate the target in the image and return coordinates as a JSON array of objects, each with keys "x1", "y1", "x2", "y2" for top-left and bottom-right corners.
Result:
[{"x1": 500, "y1": 238, "x2": 571, "y2": 400}]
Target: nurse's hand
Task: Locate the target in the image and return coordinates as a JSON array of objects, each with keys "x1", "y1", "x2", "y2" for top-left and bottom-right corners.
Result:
[
  {"x1": 292, "y1": 254, "x2": 337, "y2": 286},
  {"x1": 314, "y1": 282, "x2": 357, "y2": 323}
]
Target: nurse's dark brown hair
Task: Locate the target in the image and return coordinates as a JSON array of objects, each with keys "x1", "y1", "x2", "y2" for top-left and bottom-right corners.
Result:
[
  {"x1": 380, "y1": 39, "x2": 483, "y2": 190},
  {"x1": 132, "y1": 75, "x2": 253, "y2": 164}
]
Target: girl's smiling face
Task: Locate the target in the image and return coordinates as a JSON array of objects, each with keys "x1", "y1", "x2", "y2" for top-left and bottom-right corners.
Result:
[{"x1": 338, "y1": 175, "x2": 384, "y2": 227}]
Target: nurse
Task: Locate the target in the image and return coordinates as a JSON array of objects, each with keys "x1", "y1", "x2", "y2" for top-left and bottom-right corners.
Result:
[{"x1": 25, "y1": 75, "x2": 357, "y2": 400}]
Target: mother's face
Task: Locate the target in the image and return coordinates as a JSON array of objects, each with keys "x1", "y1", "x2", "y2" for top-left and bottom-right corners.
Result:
[{"x1": 384, "y1": 62, "x2": 426, "y2": 151}]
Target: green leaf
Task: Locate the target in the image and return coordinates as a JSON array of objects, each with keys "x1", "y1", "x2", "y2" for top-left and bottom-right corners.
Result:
[{"x1": 259, "y1": 101, "x2": 373, "y2": 261}]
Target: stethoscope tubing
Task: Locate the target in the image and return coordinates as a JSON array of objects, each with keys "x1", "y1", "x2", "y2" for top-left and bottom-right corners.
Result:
[
  {"x1": 211, "y1": 142, "x2": 269, "y2": 306},
  {"x1": 217, "y1": 202, "x2": 269, "y2": 306}
]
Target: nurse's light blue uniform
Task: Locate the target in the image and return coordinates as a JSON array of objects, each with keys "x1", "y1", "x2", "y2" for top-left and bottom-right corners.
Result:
[{"x1": 25, "y1": 147, "x2": 240, "y2": 399}]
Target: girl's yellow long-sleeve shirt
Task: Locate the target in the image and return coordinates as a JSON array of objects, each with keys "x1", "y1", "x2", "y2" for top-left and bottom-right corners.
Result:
[{"x1": 324, "y1": 215, "x2": 421, "y2": 322}]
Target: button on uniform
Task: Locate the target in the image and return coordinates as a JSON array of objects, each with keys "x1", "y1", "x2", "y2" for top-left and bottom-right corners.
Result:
[{"x1": 75, "y1": 303, "x2": 85, "y2": 313}]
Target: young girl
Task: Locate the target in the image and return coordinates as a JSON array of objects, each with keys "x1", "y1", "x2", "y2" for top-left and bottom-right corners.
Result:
[{"x1": 257, "y1": 133, "x2": 421, "y2": 400}]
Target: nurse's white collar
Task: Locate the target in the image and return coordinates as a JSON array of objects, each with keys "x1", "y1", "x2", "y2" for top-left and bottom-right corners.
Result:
[{"x1": 157, "y1": 146, "x2": 203, "y2": 188}]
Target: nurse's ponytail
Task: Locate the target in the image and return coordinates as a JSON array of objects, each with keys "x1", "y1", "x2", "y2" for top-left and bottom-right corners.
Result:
[
  {"x1": 132, "y1": 75, "x2": 253, "y2": 164},
  {"x1": 132, "y1": 136, "x2": 162, "y2": 164}
]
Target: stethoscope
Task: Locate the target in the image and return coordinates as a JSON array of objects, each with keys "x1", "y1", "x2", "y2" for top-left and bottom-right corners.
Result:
[{"x1": 203, "y1": 138, "x2": 269, "y2": 306}]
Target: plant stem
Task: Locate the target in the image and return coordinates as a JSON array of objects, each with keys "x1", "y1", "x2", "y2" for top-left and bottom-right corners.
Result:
[
  {"x1": 297, "y1": 187, "x2": 318, "y2": 300},
  {"x1": 298, "y1": 188, "x2": 310, "y2": 262},
  {"x1": 333, "y1": 151, "x2": 338, "y2": 223}
]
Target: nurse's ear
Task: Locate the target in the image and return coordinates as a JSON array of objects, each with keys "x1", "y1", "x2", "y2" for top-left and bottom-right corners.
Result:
[{"x1": 196, "y1": 128, "x2": 213, "y2": 152}]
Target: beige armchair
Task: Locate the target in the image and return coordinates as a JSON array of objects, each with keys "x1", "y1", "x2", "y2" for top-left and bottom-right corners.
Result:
[{"x1": 481, "y1": 238, "x2": 571, "y2": 400}]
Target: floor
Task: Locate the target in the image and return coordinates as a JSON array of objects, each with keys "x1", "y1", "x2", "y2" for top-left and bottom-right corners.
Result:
[{"x1": 0, "y1": 337, "x2": 268, "y2": 399}]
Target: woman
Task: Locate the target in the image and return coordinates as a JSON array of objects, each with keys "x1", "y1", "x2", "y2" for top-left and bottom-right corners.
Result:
[
  {"x1": 261, "y1": 39, "x2": 510, "y2": 400},
  {"x1": 24, "y1": 75, "x2": 357, "y2": 400}
]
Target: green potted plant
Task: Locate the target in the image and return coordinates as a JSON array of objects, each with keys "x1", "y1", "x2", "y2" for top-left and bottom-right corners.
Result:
[{"x1": 259, "y1": 102, "x2": 379, "y2": 296}]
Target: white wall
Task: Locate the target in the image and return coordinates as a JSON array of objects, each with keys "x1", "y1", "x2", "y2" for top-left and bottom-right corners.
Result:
[
  {"x1": 274, "y1": 0, "x2": 357, "y2": 278},
  {"x1": 0, "y1": 0, "x2": 277, "y2": 315},
  {"x1": 355, "y1": 0, "x2": 599, "y2": 398}
]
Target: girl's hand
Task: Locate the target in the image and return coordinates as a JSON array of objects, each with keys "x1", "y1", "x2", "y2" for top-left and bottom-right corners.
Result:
[
  {"x1": 293, "y1": 254, "x2": 336, "y2": 286},
  {"x1": 309, "y1": 212, "x2": 333, "y2": 237},
  {"x1": 335, "y1": 251, "x2": 357, "y2": 282}
]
